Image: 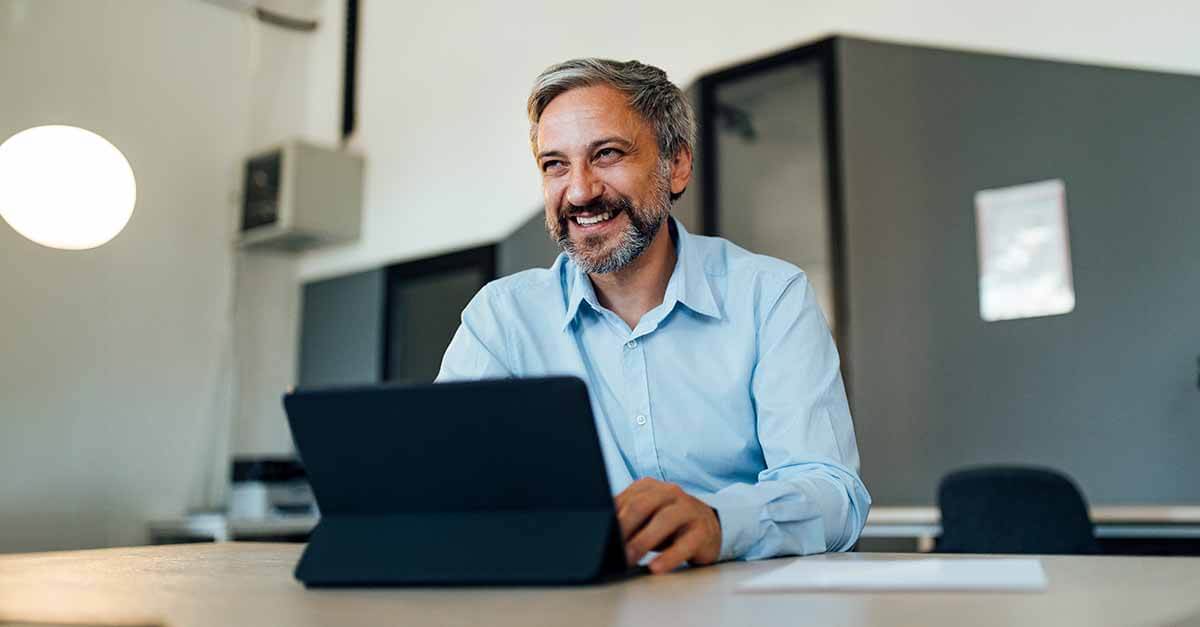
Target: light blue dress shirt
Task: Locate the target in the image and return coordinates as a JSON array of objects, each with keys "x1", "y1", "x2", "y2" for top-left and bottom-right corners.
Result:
[{"x1": 436, "y1": 218, "x2": 871, "y2": 560}]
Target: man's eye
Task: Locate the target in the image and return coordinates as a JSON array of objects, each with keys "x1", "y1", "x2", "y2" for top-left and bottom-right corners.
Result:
[
  {"x1": 542, "y1": 160, "x2": 564, "y2": 173},
  {"x1": 596, "y1": 148, "x2": 621, "y2": 160}
]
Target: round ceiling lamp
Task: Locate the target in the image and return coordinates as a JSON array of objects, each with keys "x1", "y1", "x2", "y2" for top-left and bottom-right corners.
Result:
[{"x1": 0, "y1": 125, "x2": 137, "y2": 250}]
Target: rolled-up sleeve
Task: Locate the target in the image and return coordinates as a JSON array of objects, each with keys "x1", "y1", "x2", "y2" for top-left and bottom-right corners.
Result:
[
  {"x1": 436, "y1": 285, "x2": 513, "y2": 382},
  {"x1": 696, "y1": 274, "x2": 871, "y2": 561}
]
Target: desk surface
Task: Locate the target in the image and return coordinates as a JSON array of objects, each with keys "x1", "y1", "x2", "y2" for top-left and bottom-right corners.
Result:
[
  {"x1": 863, "y1": 506, "x2": 1200, "y2": 542},
  {"x1": 3, "y1": 544, "x2": 1200, "y2": 627},
  {"x1": 867, "y1": 505, "x2": 1200, "y2": 525},
  {"x1": 146, "y1": 505, "x2": 1200, "y2": 544}
]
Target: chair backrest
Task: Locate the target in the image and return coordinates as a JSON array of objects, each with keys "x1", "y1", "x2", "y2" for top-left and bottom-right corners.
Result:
[{"x1": 936, "y1": 465, "x2": 1099, "y2": 554}]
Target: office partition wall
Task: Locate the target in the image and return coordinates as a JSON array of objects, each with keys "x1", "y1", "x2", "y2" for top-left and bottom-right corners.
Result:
[
  {"x1": 701, "y1": 47, "x2": 842, "y2": 337},
  {"x1": 298, "y1": 247, "x2": 495, "y2": 388},
  {"x1": 298, "y1": 217, "x2": 561, "y2": 390},
  {"x1": 383, "y1": 246, "x2": 495, "y2": 383},
  {"x1": 298, "y1": 269, "x2": 386, "y2": 387},
  {"x1": 696, "y1": 37, "x2": 1200, "y2": 506}
]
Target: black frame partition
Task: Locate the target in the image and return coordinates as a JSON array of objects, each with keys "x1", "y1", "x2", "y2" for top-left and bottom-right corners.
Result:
[
  {"x1": 298, "y1": 218, "x2": 556, "y2": 392},
  {"x1": 380, "y1": 244, "x2": 496, "y2": 383},
  {"x1": 695, "y1": 38, "x2": 851, "y2": 373}
]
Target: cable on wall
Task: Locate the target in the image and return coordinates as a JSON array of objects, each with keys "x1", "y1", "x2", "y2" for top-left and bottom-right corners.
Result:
[
  {"x1": 255, "y1": 6, "x2": 318, "y2": 31},
  {"x1": 341, "y1": 0, "x2": 359, "y2": 142},
  {"x1": 198, "y1": 0, "x2": 319, "y2": 32}
]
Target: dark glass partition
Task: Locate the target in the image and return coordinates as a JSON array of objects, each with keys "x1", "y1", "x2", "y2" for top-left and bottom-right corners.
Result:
[
  {"x1": 698, "y1": 41, "x2": 847, "y2": 346},
  {"x1": 383, "y1": 246, "x2": 496, "y2": 384}
]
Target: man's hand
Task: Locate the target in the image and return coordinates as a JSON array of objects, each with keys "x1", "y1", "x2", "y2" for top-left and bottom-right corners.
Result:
[{"x1": 615, "y1": 477, "x2": 722, "y2": 574}]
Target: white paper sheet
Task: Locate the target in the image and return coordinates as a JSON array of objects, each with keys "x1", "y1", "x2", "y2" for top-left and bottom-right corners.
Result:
[
  {"x1": 738, "y1": 558, "x2": 1047, "y2": 593},
  {"x1": 975, "y1": 179, "x2": 1076, "y2": 321}
]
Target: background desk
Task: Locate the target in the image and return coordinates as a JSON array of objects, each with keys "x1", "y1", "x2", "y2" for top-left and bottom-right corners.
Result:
[
  {"x1": 3, "y1": 543, "x2": 1200, "y2": 627},
  {"x1": 148, "y1": 506, "x2": 1200, "y2": 555},
  {"x1": 863, "y1": 506, "x2": 1200, "y2": 554}
]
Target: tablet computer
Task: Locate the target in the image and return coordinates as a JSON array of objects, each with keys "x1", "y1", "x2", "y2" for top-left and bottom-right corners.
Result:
[{"x1": 283, "y1": 376, "x2": 628, "y2": 586}]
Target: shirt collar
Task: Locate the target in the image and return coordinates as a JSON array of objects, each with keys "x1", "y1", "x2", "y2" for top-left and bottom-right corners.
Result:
[
  {"x1": 561, "y1": 259, "x2": 600, "y2": 330},
  {"x1": 561, "y1": 217, "x2": 722, "y2": 331}
]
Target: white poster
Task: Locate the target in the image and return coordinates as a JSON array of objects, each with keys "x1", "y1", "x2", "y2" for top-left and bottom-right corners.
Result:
[{"x1": 975, "y1": 179, "x2": 1076, "y2": 322}]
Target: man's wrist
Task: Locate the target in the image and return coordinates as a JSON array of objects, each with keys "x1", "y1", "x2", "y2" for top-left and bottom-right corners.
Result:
[
  {"x1": 694, "y1": 490, "x2": 757, "y2": 562},
  {"x1": 701, "y1": 505, "x2": 723, "y2": 564}
]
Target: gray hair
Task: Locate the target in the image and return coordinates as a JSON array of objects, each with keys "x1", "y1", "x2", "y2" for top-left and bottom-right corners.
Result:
[{"x1": 527, "y1": 58, "x2": 696, "y2": 167}]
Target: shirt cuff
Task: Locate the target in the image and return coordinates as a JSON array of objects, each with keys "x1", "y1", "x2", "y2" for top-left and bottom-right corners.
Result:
[{"x1": 695, "y1": 485, "x2": 761, "y2": 562}]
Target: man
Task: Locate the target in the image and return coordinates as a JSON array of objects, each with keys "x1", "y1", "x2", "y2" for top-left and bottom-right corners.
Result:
[{"x1": 438, "y1": 58, "x2": 870, "y2": 574}]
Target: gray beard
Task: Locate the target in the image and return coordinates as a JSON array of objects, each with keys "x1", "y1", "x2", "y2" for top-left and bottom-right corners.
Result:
[{"x1": 557, "y1": 206, "x2": 665, "y2": 274}]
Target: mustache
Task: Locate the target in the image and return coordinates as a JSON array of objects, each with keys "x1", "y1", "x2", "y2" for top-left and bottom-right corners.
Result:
[{"x1": 560, "y1": 195, "x2": 634, "y2": 219}]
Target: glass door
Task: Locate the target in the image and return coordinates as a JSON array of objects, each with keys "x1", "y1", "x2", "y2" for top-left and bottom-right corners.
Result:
[{"x1": 700, "y1": 44, "x2": 844, "y2": 339}]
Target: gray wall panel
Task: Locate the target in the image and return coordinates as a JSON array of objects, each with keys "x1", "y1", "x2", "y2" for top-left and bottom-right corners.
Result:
[
  {"x1": 838, "y1": 38, "x2": 1200, "y2": 505},
  {"x1": 387, "y1": 269, "x2": 487, "y2": 383},
  {"x1": 497, "y1": 209, "x2": 561, "y2": 277},
  {"x1": 298, "y1": 269, "x2": 385, "y2": 387}
]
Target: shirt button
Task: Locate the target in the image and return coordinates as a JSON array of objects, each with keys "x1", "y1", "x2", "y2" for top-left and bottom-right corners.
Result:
[
  {"x1": 635, "y1": 414, "x2": 647, "y2": 426},
  {"x1": 626, "y1": 340, "x2": 638, "y2": 349}
]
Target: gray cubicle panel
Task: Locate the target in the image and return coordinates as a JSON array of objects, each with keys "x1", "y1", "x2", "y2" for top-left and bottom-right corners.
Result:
[
  {"x1": 298, "y1": 213, "x2": 561, "y2": 391},
  {"x1": 840, "y1": 38, "x2": 1200, "y2": 506},
  {"x1": 298, "y1": 269, "x2": 386, "y2": 388},
  {"x1": 298, "y1": 253, "x2": 491, "y2": 388},
  {"x1": 385, "y1": 264, "x2": 489, "y2": 383},
  {"x1": 497, "y1": 210, "x2": 562, "y2": 278},
  {"x1": 699, "y1": 36, "x2": 1200, "y2": 506}
]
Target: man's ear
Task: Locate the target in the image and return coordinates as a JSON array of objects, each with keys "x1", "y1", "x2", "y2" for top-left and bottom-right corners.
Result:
[{"x1": 669, "y1": 146, "x2": 693, "y2": 196}]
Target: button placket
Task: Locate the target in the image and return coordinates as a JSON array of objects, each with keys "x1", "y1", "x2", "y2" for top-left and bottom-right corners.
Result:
[{"x1": 622, "y1": 335, "x2": 665, "y2": 481}]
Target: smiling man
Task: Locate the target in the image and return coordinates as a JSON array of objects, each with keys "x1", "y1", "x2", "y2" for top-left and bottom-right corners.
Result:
[{"x1": 437, "y1": 58, "x2": 870, "y2": 574}]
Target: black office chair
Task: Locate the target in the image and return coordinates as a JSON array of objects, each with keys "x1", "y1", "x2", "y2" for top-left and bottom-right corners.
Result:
[{"x1": 935, "y1": 465, "x2": 1100, "y2": 555}]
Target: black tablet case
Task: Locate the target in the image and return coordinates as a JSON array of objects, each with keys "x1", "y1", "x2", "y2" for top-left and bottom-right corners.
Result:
[{"x1": 284, "y1": 376, "x2": 627, "y2": 586}]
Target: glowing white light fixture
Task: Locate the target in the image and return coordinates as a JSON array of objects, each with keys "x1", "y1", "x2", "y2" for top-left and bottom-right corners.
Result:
[{"x1": 0, "y1": 125, "x2": 137, "y2": 250}]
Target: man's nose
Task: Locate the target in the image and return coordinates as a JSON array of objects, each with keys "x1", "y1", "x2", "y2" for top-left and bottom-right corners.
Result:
[{"x1": 565, "y1": 164, "x2": 602, "y2": 208}]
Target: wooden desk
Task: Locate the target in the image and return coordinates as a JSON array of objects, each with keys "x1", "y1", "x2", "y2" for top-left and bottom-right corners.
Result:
[{"x1": 3, "y1": 543, "x2": 1200, "y2": 627}]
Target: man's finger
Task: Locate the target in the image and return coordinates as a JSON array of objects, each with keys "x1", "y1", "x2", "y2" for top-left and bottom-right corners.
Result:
[
  {"x1": 616, "y1": 488, "x2": 675, "y2": 541},
  {"x1": 625, "y1": 503, "x2": 689, "y2": 566},
  {"x1": 613, "y1": 477, "x2": 660, "y2": 512},
  {"x1": 649, "y1": 525, "x2": 705, "y2": 575}
]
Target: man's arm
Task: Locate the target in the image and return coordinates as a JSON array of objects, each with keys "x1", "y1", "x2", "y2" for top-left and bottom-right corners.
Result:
[
  {"x1": 697, "y1": 273, "x2": 871, "y2": 560},
  {"x1": 435, "y1": 285, "x2": 513, "y2": 382},
  {"x1": 619, "y1": 273, "x2": 869, "y2": 571}
]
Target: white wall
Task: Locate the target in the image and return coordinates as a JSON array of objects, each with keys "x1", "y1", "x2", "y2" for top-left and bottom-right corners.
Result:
[
  {"x1": 0, "y1": 0, "x2": 254, "y2": 551},
  {"x1": 296, "y1": 0, "x2": 1200, "y2": 282},
  {"x1": 231, "y1": 0, "x2": 344, "y2": 457}
]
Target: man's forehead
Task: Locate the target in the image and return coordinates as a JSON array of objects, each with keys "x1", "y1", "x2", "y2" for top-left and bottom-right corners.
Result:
[{"x1": 537, "y1": 85, "x2": 645, "y2": 152}]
